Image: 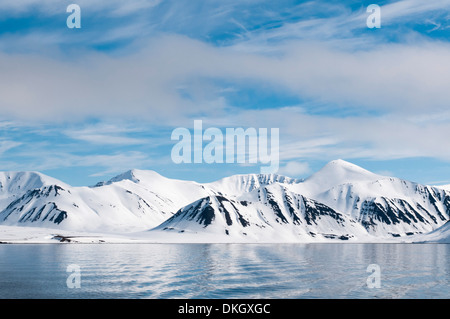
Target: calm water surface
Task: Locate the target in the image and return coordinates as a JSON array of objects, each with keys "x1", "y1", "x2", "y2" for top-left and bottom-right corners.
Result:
[{"x1": 0, "y1": 244, "x2": 448, "y2": 299}]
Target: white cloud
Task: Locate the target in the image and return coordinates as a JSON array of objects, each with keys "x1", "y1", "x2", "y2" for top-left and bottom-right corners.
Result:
[
  {"x1": 278, "y1": 161, "x2": 311, "y2": 177},
  {"x1": 3, "y1": 32, "x2": 450, "y2": 165},
  {"x1": 0, "y1": 140, "x2": 22, "y2": 155},
  {"x1": 0, "y1": 0, "x2": 162, "y2": 16},
  {"x1": 64, "y1": 123, "x2": 148, "y2": 145},
  {"x1": 1, "y1": 35, "x2": 450, "y2": 122},
  {"x1": 0, "y1": 149, "x2": 158, "y2": 178},
  {"x1": 381, "y1": 0, "x2": 450, "y2": 23},
  {"x1": 203, "y1": 105, "x2": 450, "y2": 164},
  {"x1": 2, "y1": 0, "x2": 450, "y2": 171},
  {"x1": 66, "y1": 133, "x2": 147, "y2": 145}
]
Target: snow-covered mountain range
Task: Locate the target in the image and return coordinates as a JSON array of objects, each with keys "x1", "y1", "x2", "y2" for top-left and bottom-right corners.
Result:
[{"x1": 0, "y1": 160, "x2": 449, "y2": 243}]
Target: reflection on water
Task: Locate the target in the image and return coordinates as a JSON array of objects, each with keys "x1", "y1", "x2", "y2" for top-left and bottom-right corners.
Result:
[{"x1": 0, "y1": 244, "x2": 448, "y2": 299}]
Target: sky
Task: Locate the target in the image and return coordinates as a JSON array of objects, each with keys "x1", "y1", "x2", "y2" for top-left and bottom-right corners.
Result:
[{"x1": 1, "y1": 0, "x2": 450, "y2": 186}]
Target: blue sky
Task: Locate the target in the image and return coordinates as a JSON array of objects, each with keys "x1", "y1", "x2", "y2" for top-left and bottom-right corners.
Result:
[{"x1": 1, "y1": 0, "x2": 450, "y2": 186}]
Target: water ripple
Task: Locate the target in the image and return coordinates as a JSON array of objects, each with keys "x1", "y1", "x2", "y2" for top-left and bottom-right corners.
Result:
[{"x1": 0, "y1": 243, "x2": 448, "y2": 299}]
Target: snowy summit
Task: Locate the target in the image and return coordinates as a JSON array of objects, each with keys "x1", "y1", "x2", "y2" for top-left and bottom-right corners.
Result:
[{"x1": 0, "y1": 160, "x2": 449, "y2": 243}]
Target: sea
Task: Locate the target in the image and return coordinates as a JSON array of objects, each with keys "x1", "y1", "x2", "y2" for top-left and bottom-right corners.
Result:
[{"x1": 0, "y1": 243, "x2": 448, "y2": 299}]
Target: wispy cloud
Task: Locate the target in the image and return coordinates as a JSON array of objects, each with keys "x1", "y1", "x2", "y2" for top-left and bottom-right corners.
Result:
[
  {"x1": 0, "y1": 0, "x2": 162, "y2": 16},
  {"x1": 1, "y1": 35, "x2": 450, "y2": 121},
  {"x1": 381, "y1": 0, "x2": 450, "y2": 22},
  {"x1": 278, "y1": 161, "x2": 311, "y2": 177},
  {"x1": 0, "y1": 139, "x2": 22, "y2": 155},
  {"x1": 0, "y1": 146, "x2": 159, "y2": 179},
  {"x1": 1, "y1": 0, "x2": 450, "y2": 184},
  {"x1": 64, "y1": 123, "x2": 149, "y2": 145}
]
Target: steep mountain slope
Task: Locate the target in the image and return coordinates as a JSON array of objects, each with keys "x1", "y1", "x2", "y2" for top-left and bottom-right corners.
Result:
[
  {"x1": 291, "y1": 159, "x2": 382, "y2": 196},
  {"x1": 156, "y1": 160, "x2": 450, "y2": 241},
  {"x1": 316, "y1": 179, "x2": 449, "y2": 236},
  {"x1": 155, "y1": 183, "x2": 370, "y2": 242},
  {"x1": 286, "y1": 160, "x2": 450, "y2": 237},
  {"x1": 436, "y1": 184, "x2": 450, "y2": 192},
  {"x1": 0, "y1": 169, "x2": 302, "y2": 232},
  {"x1": 0, "y1": 171, "x2": 69, "y2": 210},
  {"x1": 1, "y1": 161, "x2": 449, "y2": 242},
  {"x1": 0, "y1": 170, "x2": 212, "y2": 232},
  {"x1": 94, "y1": 169, "x2": 212, "y2": 216},
  {"x1": 410, "y1": 221, "x2": 450, "y2": 243}
]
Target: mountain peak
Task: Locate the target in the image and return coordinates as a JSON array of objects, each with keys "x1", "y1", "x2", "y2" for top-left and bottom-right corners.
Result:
[
  {"x1": 97, "y1": 169, "x2": 166, "y2": 186},
  {"x1": 320, "y1": 159, "x2": 376, "y2": 176},
  {"x1": 300, "y1": 159, "x2": 380, "y2": 194},
  {"x1": 0, "y1": 171, "x2": 68, "y2": 192},
  {"x1": 111, "y1": 169, "x2": 141, "y2": 183},
  {"x1": 323, "y1": 159, "x2": 371, "y2": 172},
  {"x1": 328, "y1": 159, "x2": 350, "y2": 165}
]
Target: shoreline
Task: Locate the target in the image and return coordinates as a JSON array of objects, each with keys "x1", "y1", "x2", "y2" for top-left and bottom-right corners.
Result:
[{"x1": 1, "y1": 225, "x2": 447, "y2": 244}]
